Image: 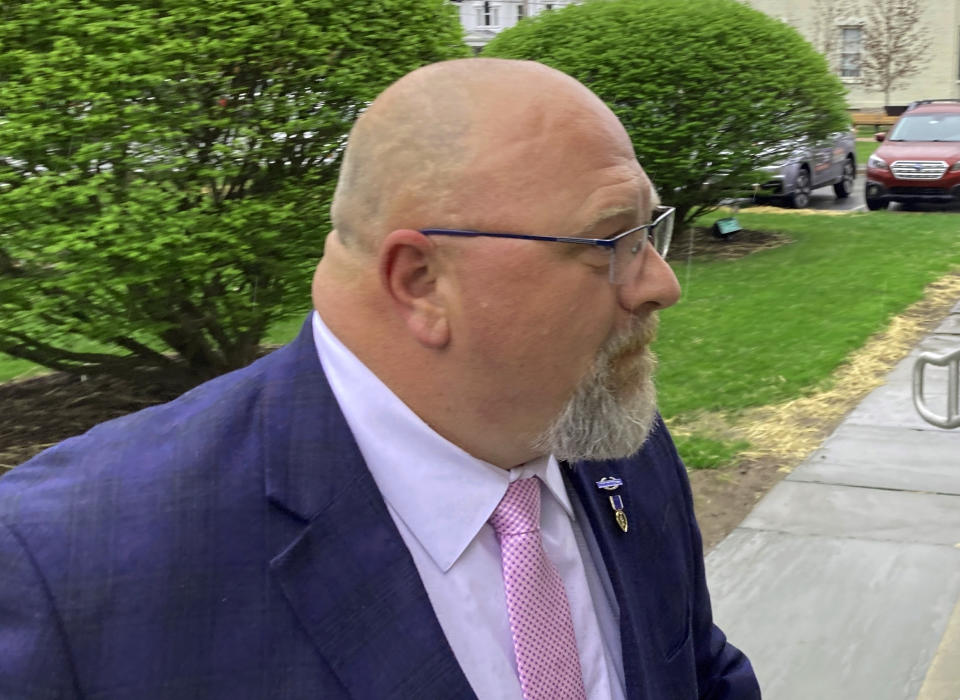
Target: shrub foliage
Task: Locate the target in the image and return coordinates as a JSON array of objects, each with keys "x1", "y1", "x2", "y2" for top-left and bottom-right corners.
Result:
[
  {"x1": 483, "y1": 0, "x2": 850, "y2": 227},
  {"x1": 0, "y1": 0, "x2": 467, "y2": 388}
]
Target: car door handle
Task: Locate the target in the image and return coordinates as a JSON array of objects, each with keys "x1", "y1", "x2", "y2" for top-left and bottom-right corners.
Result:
[{"x1": 912, "y1": 347, "x2": 960, "y2": 429}]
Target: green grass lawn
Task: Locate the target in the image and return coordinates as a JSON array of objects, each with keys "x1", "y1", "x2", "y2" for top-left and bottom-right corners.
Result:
[
  {"x1": 855, "y1": 125, "x2": 881, "y2": 139},
  {"x1": 0, "y1": 311, "x2": 312, "y2": 383},
  {"x1": 854, "y1": 125, "x2": 880, "y2": 169},
  {"x1": 658, "y1": 209, "x2": 960, "y2": 465},
  {"x1": 855, "y1": 136, "x2": 878, "y2": 168},
  {"x1": 0, "y1": 356, "x2": 46, "y2": 383},
  {"x1": 265, "y1": 312, "x2": 312, "y2": 345},
  {"x1": 3, "y1": 209, "x2": 959, "y2": 471}
]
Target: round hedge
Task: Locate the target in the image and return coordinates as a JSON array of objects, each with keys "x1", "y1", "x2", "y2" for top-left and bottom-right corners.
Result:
[{"x1": 483, "y1": 0, "x2": 850, "y2": 226}]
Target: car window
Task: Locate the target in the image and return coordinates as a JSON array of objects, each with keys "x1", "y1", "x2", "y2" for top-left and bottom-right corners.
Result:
[{"x1": 889, "y1": 114, "x2": 960, "y2": 141}]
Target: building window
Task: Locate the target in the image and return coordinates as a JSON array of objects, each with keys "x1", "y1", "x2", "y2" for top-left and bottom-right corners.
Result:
[
  {"x1": 476, "y1": 1, "x2": 500, "y2": 27},
  {"x1": 517, "y1": 2, "x2": 525, "y2": 21},
  {"x1": 840, "y1": 26, "x2": 862, "y2": 78},
  {"x1": 545, "y1": 3, "x2": 554, "y2": 9},
  {"x1": 475, "y1": 1, "x2": 499, "y2": 26}
]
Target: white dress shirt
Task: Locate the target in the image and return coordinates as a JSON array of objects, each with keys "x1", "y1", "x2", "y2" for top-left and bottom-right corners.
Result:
[{"x1": 312, "y1": 312, "x2": 626, "y2": 700}]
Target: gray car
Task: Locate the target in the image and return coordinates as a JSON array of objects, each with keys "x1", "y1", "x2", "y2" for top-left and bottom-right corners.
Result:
[{"x1": 750, "y1": 130, "x2": 857, "y2": 208}]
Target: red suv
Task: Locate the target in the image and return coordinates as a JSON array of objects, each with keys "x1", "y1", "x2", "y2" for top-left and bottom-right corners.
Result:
[{"x1": 865, "y1": 99, "x2": 960, "y2": 210}]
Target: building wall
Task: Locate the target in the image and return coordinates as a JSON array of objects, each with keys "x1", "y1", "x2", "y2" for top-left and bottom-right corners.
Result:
[
  {"x1": 450, "y1": 0, "x2": 960, "y2": 109},
  {"x1": 452, "y1": 0, "x2": 573, "y2": 49},
  {"x1": 744, "y1": 0, "x2": 960, "y2": 109}
]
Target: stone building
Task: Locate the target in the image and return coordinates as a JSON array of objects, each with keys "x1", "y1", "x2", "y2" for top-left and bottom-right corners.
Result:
[
  {"x1": 744, "y1": 0, "x2": 960, "y2": 109},
  {"x1": 448, "y1": 0, "x2": 959, "y2": 109}
]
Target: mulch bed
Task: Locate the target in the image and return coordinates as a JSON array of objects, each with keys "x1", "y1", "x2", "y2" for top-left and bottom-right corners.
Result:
[
  {"x1": 0, "y1": 374, "x2": 180, "y2": 472},
  {"x1": 666, "y1": 226, "x2": 792, "y2": 262}
]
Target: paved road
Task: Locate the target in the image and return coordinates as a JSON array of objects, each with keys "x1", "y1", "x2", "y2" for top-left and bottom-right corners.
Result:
[
  {"x1": 737, "y1": 172, "x2": 960, "y2": 213},
  {"x1": 706, "y1": 301, "x2": 960, "y2": 699},
  {"x1": 805, "y1": 172, "x2": 867, "y2": 211},
  {"x1": 733, "y1": 173, "x2": 868, "y2": 212}
]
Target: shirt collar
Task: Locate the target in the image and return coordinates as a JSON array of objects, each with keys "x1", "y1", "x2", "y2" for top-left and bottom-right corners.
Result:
[{"x1": 311, "y1": 311, "x2": 575, "y2": 572}]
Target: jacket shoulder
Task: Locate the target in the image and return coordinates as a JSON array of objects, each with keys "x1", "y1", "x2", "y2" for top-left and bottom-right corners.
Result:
[{"x1": 0, "y1": 344, "x2": 300, "y2": 530}]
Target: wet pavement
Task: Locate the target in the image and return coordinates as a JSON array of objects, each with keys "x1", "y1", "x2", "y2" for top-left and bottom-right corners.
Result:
[
  {"x1": 735, "y1": 172, "x2": 960, "y2": 214},
  {"x1": 733, "y1": 173, "x2": 867, "y2": 212}
]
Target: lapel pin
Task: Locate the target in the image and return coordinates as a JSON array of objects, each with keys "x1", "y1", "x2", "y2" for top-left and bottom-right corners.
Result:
[
  {"x1": 595, "y1": 476, "x2": 623, "y2": 491},
  {"x1": 609, "y1": 494, "x2": 628, "y2": 533}
]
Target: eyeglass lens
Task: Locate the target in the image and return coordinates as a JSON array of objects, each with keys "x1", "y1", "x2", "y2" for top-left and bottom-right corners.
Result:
[{"x1": 609, "y1": 209, "x2": 674, "y2": 283}]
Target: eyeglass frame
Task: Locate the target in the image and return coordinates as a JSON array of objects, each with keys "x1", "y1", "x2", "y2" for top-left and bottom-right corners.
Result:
[{"x1": 421, "y1": 205, "x2": 675, "y2": 284}]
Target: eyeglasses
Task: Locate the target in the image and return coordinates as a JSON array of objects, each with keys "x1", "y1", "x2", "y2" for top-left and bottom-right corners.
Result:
[{"x1": 421, "y1": 205, "x2": 674, "y2": 284}]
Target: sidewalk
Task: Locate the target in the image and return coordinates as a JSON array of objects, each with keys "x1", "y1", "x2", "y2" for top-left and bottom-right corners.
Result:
[{"x1": 706, "y1": 299, "x2": 960, "y2": 700}]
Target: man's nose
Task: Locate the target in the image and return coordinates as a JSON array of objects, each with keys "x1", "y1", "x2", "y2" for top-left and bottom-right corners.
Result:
[{"x1": 617, "y1": 247, "x2": 681, "y2": 313}]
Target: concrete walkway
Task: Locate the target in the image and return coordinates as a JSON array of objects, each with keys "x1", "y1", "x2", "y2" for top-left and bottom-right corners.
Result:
[{"x1": 706, "y1": 300, "x2": 960, "y2": 700}]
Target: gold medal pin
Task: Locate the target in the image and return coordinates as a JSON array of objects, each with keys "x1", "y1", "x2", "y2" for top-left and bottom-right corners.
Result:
[
  {"x1": 595, "y1": 476, "x2": 628, "y2": 533},
  {"x1": 609, "y1": 494, "x2": 628, "y2": 533}
]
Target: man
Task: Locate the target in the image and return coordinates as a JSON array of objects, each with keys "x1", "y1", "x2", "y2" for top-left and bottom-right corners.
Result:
[{"x1": 0, "y1": 59, "x2": 759, "y2": 699}]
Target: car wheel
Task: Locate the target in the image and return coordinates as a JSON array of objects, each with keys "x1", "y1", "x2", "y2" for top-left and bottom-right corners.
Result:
[
  {"x1": 833, "y1": 157, "x2": 855, "y2": 199},
  {"x1": 787, "y1": 168, "x2": 811, "y2": 209},
  {"x1": 866, "y1": 197, "x2": 888, "y2": 211}
]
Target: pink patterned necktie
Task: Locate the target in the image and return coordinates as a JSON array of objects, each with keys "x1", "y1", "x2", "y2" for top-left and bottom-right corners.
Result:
[{"x1": 489, "y1": 477, "x2": 587, "y2": 700}]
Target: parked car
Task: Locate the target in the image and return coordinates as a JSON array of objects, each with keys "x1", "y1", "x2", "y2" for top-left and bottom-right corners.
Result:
[
  {"x1": 748, "y1": 130, "x2": 857, "y2": 208},
  {"x1": 865, "y1": 99, "x2": 960, "y2": 210}
]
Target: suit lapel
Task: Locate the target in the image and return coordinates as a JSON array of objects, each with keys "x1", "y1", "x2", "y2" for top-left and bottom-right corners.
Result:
[
  {"x1": 563, "y1": 418, "x2": 688, "y2": 700},
  {"x1": 565, "y1": 456, "x2": 655, "y2": 700},
  {"x1": 262, "y1": 317, "x2": 475, "y2": 699}
]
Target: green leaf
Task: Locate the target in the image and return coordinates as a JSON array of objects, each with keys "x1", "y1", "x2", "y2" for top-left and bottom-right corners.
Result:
[
  {"x1": 482, "y1": 0, "x2": 850, "y2": 228},
  {"x1": 0, "y1": 0, "x2": 469, "y2": 386}
]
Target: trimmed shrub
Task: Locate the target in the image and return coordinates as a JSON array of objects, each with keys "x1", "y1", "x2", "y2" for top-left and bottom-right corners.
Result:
[
  {"x1": 0, "y1": 0, "x2": 468, "y2": 387},
  {"x1": 483, "y1": 0, "x2": 850, "y2": 226}
]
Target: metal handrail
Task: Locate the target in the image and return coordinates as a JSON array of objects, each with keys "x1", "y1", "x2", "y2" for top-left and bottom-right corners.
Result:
[{"x1": 912, "y1": 346, "x2": 960, "y2": 429}]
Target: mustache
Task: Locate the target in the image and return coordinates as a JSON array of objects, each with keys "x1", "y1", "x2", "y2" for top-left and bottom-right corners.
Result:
[{"x1": 604, "y1": 312, "x2": 660, "y2": 359}]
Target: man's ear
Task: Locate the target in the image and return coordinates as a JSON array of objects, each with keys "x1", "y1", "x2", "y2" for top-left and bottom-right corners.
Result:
[{"x1": 379, "y1": 229, "x2": 451, "y2": 349}]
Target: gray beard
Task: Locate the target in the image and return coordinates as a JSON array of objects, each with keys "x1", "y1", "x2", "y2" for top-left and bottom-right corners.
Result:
[{"x1": 532, "y1": 315, "x2": 659, "y2": 462}]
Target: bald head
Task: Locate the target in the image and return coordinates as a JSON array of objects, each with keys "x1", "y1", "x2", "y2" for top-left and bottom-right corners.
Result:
[
  {"x1": 314, "y1": 58, "x2": 676, "y2": 468},
  {"x1": 330, "y1": 58, "x2": 631, "y2": 252}
]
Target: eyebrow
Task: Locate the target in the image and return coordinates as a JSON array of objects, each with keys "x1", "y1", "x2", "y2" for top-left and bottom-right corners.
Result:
[{"x1": 571, "y1": 205, "x2": 639, "y2": 239}]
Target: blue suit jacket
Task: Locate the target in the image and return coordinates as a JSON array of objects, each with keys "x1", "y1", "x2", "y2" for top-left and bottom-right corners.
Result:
[{"x1": 0, "y1": 319, "x2": 759, "y2": 699}]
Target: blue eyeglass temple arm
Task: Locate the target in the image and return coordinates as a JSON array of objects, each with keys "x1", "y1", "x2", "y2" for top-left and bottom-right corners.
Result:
[
  {"x1": 419, "y1": 229, "x2": 617, "y2": 249},
  {"x1": 420, "y1": 206, "x2": 673, "y2": 249}
]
